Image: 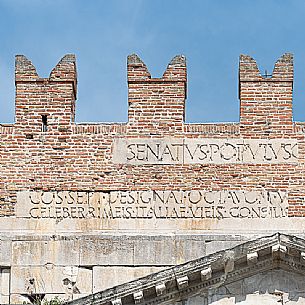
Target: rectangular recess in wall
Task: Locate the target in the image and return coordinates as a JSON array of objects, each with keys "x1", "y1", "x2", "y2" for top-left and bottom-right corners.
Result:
[{"x1": 42, "y1": 115, "x2": 48, "y2": 132}]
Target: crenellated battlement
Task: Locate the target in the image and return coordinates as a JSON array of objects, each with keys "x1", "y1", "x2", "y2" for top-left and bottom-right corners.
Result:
[
  {"x1": 15, "y1": 54, "x2": 77, "y2": 86},
  {"x1": 127, "y1": 54, "x2": 187, "y2": 133},
  {"x1": 239, "y1": 53, "x2": 293, "y2": 81},
  {"x1": 14, "y1": 54, "x2": 77, "y2": 134},
  {"x1": 239, "y1": 53, "x2": 294, "y2": 135},
  {"x1": 0, "y1": 52, "x2": 298, "y2": 137}
]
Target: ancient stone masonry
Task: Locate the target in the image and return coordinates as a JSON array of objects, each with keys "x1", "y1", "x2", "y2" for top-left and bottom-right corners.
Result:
[
  {"x1": 67, "y1": 234, "x2": 305, "y2": 305},
  {"x1": 1, "y1": 52, "x2": 305, "y2": 303}
]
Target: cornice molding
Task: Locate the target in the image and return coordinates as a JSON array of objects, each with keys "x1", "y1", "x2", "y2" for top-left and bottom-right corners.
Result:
[{"x1": 67, "y1": 233, "x2": 305, "y2": 305}]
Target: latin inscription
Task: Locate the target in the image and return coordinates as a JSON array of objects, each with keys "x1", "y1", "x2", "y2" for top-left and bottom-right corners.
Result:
[
  {"x1": 17, "y1": 190, "x2": 288, "y2": 220},
  {"x1": 112, "y1": 138, "x2": 298, "y2": 164}
]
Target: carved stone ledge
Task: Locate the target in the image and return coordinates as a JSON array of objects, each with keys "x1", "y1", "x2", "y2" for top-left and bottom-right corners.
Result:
[
  {"x1": 112, "y1": 298, "x2": 122, "y2": 305},
  {"x1": 201, "y1": 267, "x2": 212, "y2": 281},
  {"x1": 272, "y1": 244, "x2": 287, "y2": 258},
  {"x1": 155, "y1": 283, "x2": 166, "y2": 296},
  {"x1": 133, "y1": 291, "x2": 143, "y2": 304},
  {"x1": 66, "y1": 234, "x2": 305, "y2": 305},
  {"x1": 177, "y1": 276, "x2": 189, "y2": 290},
  {"x1": 247, "y1": 251, "x2": 258, "y2": 265},
  {"x1": 224, "y1": 250, "x2": 235, "y2": 273}
]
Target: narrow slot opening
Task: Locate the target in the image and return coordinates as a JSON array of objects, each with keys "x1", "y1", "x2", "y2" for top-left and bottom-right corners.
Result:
[{"x1": 42, "y1": 115, "x2": 48, "y2": 132}]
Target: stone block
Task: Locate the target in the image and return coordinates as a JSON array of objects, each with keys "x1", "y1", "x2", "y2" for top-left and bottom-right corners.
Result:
[
  {"x1": 205, "y1": 240, "x2": 243, "y2": 256},
  {"x1": 43, "y1": 294, "x2": 70, "y2": 303},
  {"x1": 112, "y1": 138, "x2": 184, "y2": 165},
  {"x1": 93, "y1": 266, "x2": 165, "y2": 293},
  {"x1": 201, "y1": 267, "x2": 212, "y2": 281},
  {"x1": 177, "y1": 276, "x2": 189, "y2": 290},
  {"x1": 16, "y1": 191, "x2": 31, "y2": 218},
  {"x1": 155, "y1": 283, "x2": 166, "y2": 296},
  {"x1": 175, "y1": 236, "x2": 205, "y2": 264},
  {"x1": 12, "y1": 239, "x2": 80, "y2": 266},
  {"x1": 16, "y1": 188, "x2": 289, "y2": 225},
  {"x1": 113, "y1": 138, "x2": 298, "y2": 165},
  {"x1": 73, "y1": 293, "x2": 90, "y2": 300},
  {"x1": 11, "y1": 293, "x2": 69, "y2": 305},
  {"x1": 80, "y1": 237, "x2": 134, "y2": 266},
  {"x1": 1, "y1": 295, "x2": 9, "y2": 304},
  {"x1": 133, "y1": 236, "x2": 175, "y2": 265},
  {"x1": 1, "y1": 269, "x2": 10, "y2": 304},
  {"x1": 0, "y1": 240, "x2": 11, "y2": 266},
  {"x1": 10, "y1": 294, "x2": 29, "y2": 305},
  {"x1": 10, "y1": 266, "x2": 92, "y2": 294}
]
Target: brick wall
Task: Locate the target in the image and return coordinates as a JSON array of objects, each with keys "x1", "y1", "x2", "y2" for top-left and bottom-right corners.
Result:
[
  {"x1": 0, "y1": 52, "x2": 304, "y2": 217},
  {"x1": 239, "y1": 53, "x2": 293, "y2": 135}
]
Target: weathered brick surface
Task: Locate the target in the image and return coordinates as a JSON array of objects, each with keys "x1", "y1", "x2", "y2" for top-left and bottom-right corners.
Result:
[
  {"x1": 239, "y1": 53, "x2": 293, "y2": 135},
  {"x1": 0, "y1": 53, "x2": 304, "y2": 218}
]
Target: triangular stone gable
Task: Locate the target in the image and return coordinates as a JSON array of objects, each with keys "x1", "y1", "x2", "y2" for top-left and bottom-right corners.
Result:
[{"x1": 67, "y1": 233, "x2": 305, "y2": 305}]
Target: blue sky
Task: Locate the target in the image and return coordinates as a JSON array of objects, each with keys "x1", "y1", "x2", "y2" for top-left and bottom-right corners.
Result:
[{"x1": 0, "y1": 0, "x2": 304, "y2": 123}]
